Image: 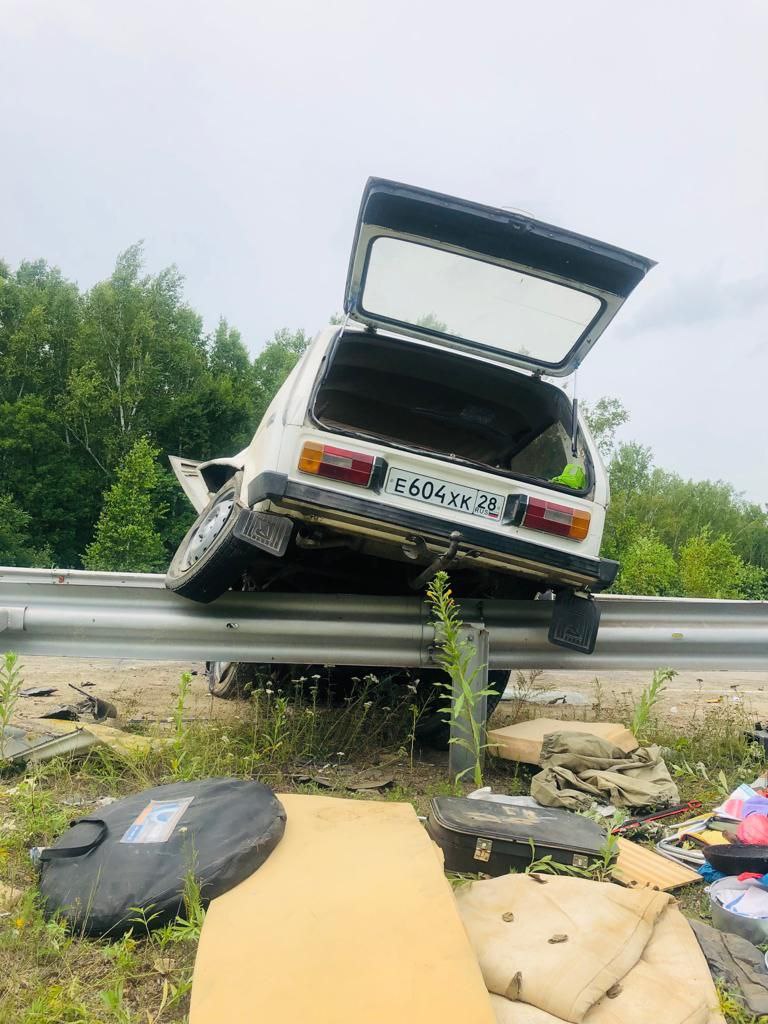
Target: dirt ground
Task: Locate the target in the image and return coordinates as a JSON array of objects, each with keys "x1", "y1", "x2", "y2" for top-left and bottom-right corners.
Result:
[{"x1": 11, "y1": 656, "x2": 768, "y2": 727}]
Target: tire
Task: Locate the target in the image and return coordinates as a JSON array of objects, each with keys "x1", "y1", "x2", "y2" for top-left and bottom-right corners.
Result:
[
  {"x1": 413, "y1": 669, "x2": 509, "y2": 750},
  {"x1": 206, "y1": 661, "x2": 289, "y2": 699},
  {"x1": 165, "y1": 474, "x2": 246, "y2": 603},
  {"x1": 206, "y1": 661, "x2": 253, "y2": 699}
]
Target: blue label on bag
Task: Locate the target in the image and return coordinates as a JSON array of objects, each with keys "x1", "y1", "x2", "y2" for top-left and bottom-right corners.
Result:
[{"x1": 120, "y1": 797, "x2": 194, "y2": 844}]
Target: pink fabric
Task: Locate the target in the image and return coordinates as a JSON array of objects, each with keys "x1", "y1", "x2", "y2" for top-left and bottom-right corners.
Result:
[{"x1": 736, "y1": 815, "x2": 768, "y2": 844}]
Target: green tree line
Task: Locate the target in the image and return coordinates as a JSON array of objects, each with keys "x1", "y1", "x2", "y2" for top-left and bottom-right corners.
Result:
[
  {"x1": 0, "y1": 245, "x2": 307, "y2": 570},
  {"x1": 584, "y1": 398, "x2": 768, "y2": 599}
]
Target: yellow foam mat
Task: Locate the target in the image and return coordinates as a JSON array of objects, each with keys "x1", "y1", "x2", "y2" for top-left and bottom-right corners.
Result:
[{"x1": 190, "y1": 793, "x2": 495, "y2": 1024}]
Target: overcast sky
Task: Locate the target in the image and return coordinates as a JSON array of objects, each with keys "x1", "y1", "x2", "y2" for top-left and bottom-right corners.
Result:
[{"x1": 2, "y1": 1, "x2": 766, "y2": 502}]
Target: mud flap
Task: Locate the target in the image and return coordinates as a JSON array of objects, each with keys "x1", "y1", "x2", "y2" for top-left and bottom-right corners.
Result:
[
  {"x1": 233, "y1": 510, "x2": 293, "y2": 557},
  {"x1": 548, "y1": 591, "x2": 601, "y2": 654}
]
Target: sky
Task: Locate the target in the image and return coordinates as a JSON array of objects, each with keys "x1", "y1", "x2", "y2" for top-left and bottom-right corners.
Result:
[{"x1": 1, "y1": 0, "x2": 767, "y2": 502}]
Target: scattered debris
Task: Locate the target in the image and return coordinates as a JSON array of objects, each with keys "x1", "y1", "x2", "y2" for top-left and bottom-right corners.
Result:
[
  {"x1": 530, "y1": 731, "x2": 679, "y2": 810},
  {"x1": 611, "y1": 836, "x2": 701, "y2": 892},
  {"x1": 426, "y1": 795, "x2": 610, "y2": 875},
  {"x1": 19, "y1": 686, "x2": 57, "y2": 697},
  {"x1": 691, "y1": 918, "x2": 768, "y2": 1016},
  {"x1": 709, "y1": 878, "x2": 768, "y2": 944},
  {"x1": 344, "y1": 774, "x2": 394, "y2": 792},
  {"x1": 0, "y1": 721, "x2": 100, "y2": 762},
  {"x1": 291, "y1": 773, "x2": 334, "y2": 789},
  {"x1": 38, "y1": 779, "x2": 286, "y2": 936},
  {"x1": 191, "y1": 794, "x2": 494, "y2": 1023},
  {"x1": 467, "y1": 788, "x2": 540, "y2": 808},
  {"x1": 706, "y1": 844, "x2": 768, "y2": 876},
  {"x1": 748, "y1": 723, "x2": 768, "y2": 755},
  {"x1": 60, "y1": 795, "x2": 91, "y2": 808},
  {"x1": 458, "y1": 873, "x2": 719, "y2": 1024},
  {"x1": 612, "y1": 801, "x2": 703, "y2": 835},
  {"x1": 68, "y1": 683, "x2": 117, "y2": 721},
  {"x1": 501, "y1": 687, "x2": 588, "y2": 706},
  {"x1": 39, "y1": 705, "x2": 81, "y2": 721},
  {"x1": 487, "y1": 718, "x2": 637, "y2": 766},
  {"x1": 290, "y1": 771, "x2": 394, "y2": 793},
  {"x1": 1, "y1": 717, "x2": 166, "y2": 763}
]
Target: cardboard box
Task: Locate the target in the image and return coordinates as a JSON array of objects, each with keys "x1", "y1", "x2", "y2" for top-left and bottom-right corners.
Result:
[{"x1": 488, "y1": 718, "x2": 637, "y2": 765}]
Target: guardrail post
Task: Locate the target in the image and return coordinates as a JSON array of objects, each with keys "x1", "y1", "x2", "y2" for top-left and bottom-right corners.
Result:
[{"x1": 448, "y1": 623, "x2": 490, "y2": 782}]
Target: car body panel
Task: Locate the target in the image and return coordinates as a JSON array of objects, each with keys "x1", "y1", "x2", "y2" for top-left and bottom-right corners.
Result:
[
  {"x1": 176, "y1": 324, "x2": 614, "y2": 592},
  {"x1": 344, "y1": 178, "x2": 655, "y2": 376},
  {"x1": 247, "y1": 474, "x2": 616, "y2": 592}
]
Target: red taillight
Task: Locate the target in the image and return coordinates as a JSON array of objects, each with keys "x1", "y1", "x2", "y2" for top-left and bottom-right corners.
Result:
[
  {"x1": 511, "y1": 495, "x2": 590, "y2": 541},
  {"x1": 298, "y1": 441, "x2": 376, "y2": 487}
]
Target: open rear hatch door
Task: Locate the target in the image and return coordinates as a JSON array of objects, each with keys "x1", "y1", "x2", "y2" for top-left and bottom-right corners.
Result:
[{"x1": 344, "y1": 178, "x2": 655, "y2": 376}]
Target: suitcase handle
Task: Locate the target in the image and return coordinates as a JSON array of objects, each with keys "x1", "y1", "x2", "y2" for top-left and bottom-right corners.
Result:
[{"x1": 39, "y1": 818, "x2": 108, "y2": 860}]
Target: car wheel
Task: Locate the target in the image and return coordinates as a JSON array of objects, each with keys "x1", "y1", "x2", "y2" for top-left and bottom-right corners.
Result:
[
  {"x1": 207, "y1": 662, "x2": 295, "y2": 700},
  {"x1": 207, "y1": 661, "x2": 252, "y2": 699},
  {"x1": 165, "y1": 473, "x2": 246, "y2": 603}
]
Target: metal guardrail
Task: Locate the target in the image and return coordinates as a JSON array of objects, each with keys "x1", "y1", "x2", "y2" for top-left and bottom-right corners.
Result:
[
  {"x1": 1, "y1": 566, "x2": 766, "y2": 671},
  {"x1": 2, "y1": 566, "x2": 766, "y2": 777}
]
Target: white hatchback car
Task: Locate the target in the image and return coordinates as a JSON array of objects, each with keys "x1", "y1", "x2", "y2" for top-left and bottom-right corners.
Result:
[{"x1": 166, "y1": 178, "x2": 653, "y2": 665}]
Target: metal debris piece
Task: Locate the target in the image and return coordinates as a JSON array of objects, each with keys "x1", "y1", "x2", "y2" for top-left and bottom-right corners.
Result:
[
  {"x1": 502, "y1": 688, "x2": 588, "y2": 706},
  {"x1": 39, "y1": 705, "x2": 80, "y2": 721},
  {"x1": 1, "y1": 722, "x2": 98, "y2": 762},
  {"x1": 1, "y1": 718, "x2": 165, "y2": 764},
  {"x1": 68, "y1": 684, "x2": 117, "y2": 720},
  {"x1": 19, "y1": 687, "x2": 57, "y2": 697},
  {"x1": 345, "y1": 775, "x2": 395, "y2": 792}
]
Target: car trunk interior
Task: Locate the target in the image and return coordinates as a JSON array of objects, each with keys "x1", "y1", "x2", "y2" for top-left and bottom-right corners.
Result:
[{"x1": 313, "y1": 331, "x2": 587, "y2": 489}]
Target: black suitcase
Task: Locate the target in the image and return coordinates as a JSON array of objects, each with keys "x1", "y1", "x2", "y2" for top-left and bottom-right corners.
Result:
[{"x1": 426, "y1": 796, "x2": 610, "y2": 876}]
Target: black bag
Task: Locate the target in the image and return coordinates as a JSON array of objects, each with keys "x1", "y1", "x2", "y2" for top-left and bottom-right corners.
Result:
[
  {"x1": 426, "y1": 796, "x2": 610, "y2": 875},
  {"x1": 38, "y1": 778, "x2": 286, "y2": 936}
]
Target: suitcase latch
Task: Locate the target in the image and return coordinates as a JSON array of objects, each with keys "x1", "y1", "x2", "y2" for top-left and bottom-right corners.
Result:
[
  {"x1": 573, "y1": 854, "x2": 589, "y2": 869},
  {"x1": 474, "y1": 837, "x2": 493, "y2": 863}
]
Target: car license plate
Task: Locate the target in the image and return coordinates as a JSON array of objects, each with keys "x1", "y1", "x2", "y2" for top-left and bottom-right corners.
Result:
[{"x1": 385, "y1": 468, "x2": 504, "y2": 521}]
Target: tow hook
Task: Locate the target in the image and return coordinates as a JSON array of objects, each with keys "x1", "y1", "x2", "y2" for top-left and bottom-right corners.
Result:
[{"x1": 408, "y1": 531, "x2": 462, "y2": 590}]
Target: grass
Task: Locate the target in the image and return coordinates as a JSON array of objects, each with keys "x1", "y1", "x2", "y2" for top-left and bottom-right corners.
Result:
[
  {"x1": 1, "y1": 655, "x2": 766, "y2": 1023},
  {"x1": 629, "y1": 667, "x2": 675, "y2": 741},
  {"x1": 427, "y1": 571, "x2": 497, "y2": 787},
  {"x1": 717, "y1": 980, "x2": 768, "y2": 1024},
  {"x1": 0, "y1": 653, "x2": 23, "y2": 761}
]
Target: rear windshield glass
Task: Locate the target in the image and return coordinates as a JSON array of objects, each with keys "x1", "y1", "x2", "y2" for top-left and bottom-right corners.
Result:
[{"x1": 361, "y1": 236, "x2": 601, "y2": 365}]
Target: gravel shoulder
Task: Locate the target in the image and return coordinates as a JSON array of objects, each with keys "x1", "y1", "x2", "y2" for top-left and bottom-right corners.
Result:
[{"x1": 10, "y1": 657, "x2": 768, "y2": 727}]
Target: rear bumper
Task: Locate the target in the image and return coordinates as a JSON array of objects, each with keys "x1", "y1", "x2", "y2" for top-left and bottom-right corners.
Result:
[{"x1": 248, "y1": 472, "x2": 618, "y2": 592}]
